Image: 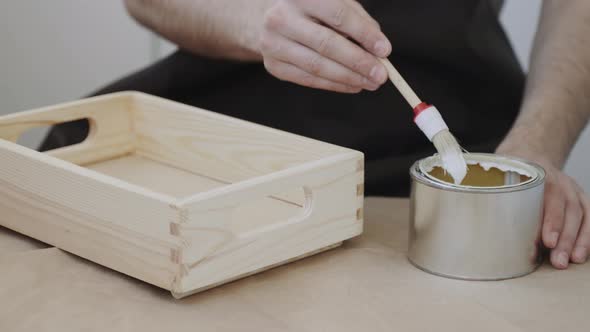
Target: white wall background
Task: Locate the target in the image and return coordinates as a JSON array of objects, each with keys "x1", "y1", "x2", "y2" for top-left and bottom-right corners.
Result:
[
  {"x1": 0, "y1": 1, "x2": 176, "y2": 148},
  {"x1": 0, "y1": 0, "x2": 588, "y2": 190}
]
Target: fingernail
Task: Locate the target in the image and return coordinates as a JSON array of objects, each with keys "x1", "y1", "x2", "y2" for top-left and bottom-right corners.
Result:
[
  {"x1": 369, "y1": 65, "x2": 387, "y2": 84},
  {"x1": 573, "y1": 246, "x2": 588, "y2": 263},
  {"x1": 373, "y1": 40, "x2": 391, "y2": 57},
  {"x1": 556, "y1": 251, "x2": 569, "y2": 268},
  {"x1": 548, "y1": 232, "x2": 559, "y2": 248}
]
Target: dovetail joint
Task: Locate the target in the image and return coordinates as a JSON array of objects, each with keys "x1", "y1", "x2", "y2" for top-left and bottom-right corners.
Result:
[
  {"x1": 356, "y1": 207, "x2": 363, "y2": 221},
  {"x1": 170, "y1": 248, "x2": 183, "y2": 264},
  {"x1": 179, "y1": 208, "x2": 189, "y2": 223},
  {"x1": 180, "y1": 264, "x2": 190, "y2": 277},
  {"x1": 357, "y1": 183, "x2": 364, "y2": 197},
  {"x1": 170, "y1": 223, "x2": 181, "y2": 236}
]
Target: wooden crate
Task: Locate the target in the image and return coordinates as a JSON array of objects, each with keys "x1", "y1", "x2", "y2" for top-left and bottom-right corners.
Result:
[{"x1": 0, "y1": 92, "x2": 364, "y2": 298}]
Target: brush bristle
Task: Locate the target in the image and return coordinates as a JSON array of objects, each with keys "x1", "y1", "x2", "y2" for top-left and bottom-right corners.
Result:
[{"x1": 432, "y1": 130, "x2": 467, "y2": 184}]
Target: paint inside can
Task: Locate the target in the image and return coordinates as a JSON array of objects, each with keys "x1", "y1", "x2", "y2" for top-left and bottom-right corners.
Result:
[
  {"x1": 428, "y1": 164, "x2": 532, "y2": 187},
  {"x1": 419, "y1": 154, "x2": 539, "y2": 189}
]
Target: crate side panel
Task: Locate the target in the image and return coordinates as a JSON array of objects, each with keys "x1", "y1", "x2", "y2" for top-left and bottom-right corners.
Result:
[
  {"x1": 0, "y1": 139, "x2": 179, "y2": 244},
  {"x1": 132, "y1": 93, "x2": 348, "y2": 186},
  {"x1": 0, "y1": 175, "x2": 180, "y2": 290},
  {"x1": 181, "y1": 152, "x2": 364, "y2": 214},
  {"x1": 0, "y1": 93, "x2": 136, "y2": 165},
  {"x1": 175, "y1": 155, "x2": 364, "y2": 294}
]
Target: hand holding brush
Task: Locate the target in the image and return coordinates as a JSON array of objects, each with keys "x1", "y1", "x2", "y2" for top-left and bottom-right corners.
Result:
[{"x1": 378, "y1": 58, "x2": 468, "y2": 184}]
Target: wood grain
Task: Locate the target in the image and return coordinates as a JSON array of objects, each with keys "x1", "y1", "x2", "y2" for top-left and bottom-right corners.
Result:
[
  {"x1": 0, "y1": 140, "x2": 183, "y2": 289},
  {"x1": 131, "y1": 92, "x2": 349, "y2": 187},
  {"x1": 174, "y1": 153, "x2": 364, "y2": 294},
  {"x1": 0, "y1": 92, "x2": 365, "y2": 297},
  {"x1": 0, "y1": 93, "x2": 135, "y2": 165}
]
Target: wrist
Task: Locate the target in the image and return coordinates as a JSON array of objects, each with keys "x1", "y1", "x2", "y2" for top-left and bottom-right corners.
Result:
[
  {"x1": 234, "y1": 0, "x2": 277, "y2": 61},
  {"x1": 496, "y1": 125, "x2": 566, "y2": 169},
  {"x1": 496, "y1": 95, "x2": 587, "y2": 168}
]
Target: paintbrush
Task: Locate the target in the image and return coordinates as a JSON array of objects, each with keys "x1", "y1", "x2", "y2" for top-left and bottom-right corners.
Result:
[{"x1": 379, "y1": 57, "x2": 467, "y2": 184}]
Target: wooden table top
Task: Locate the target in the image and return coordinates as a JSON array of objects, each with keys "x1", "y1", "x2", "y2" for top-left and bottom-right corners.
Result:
[{"x1": 0, "y1": 198, "x2": 587, "y2": 332}]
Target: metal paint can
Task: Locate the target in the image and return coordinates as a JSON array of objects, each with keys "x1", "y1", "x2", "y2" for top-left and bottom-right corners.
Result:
[{"x1": 408, "y1": 153, "x2": 546, "y2": 280}]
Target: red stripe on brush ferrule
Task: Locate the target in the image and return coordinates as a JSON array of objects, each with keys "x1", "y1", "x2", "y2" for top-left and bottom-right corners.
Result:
[{"x1": 413, "y1": 102, "x2": 432, "y2": 120}]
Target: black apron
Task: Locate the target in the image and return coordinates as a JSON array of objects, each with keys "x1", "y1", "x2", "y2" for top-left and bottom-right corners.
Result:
[{"x1": 40, "y1": 0, "x2": 524, "y2": 197}]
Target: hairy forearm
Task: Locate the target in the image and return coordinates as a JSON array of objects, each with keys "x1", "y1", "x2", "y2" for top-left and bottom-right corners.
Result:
[
  {"x1": 498, "y1": 0, "x2": 590, "y2": 167},
  {"x1": 124, "y1": 0, "x2": 273, "y2": 61}
]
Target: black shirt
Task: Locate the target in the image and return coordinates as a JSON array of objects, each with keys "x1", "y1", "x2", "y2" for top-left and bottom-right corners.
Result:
[{"x1": 41, "y1": 0, "x2": 525, "y2": 197}]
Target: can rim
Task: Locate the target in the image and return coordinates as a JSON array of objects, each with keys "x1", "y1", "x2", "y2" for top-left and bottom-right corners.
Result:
[{"x1": 410, "y1": 153, "x2": 546, "y2": 194}]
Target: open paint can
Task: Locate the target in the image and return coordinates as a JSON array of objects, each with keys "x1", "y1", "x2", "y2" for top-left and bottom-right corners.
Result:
[{"x1": 408, "y1": 153, "x2": 546, "y2": 280}]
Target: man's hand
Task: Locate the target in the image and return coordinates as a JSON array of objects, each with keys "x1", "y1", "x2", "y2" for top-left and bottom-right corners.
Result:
[
  {"x1": 496, "y1": 0, "x2": 590, "y2": 269},
  {"x1": 496, "y1": 147, "x2": 590, "y2": 268},
  {"x1": 259, "y1": 0, "x2": 391, "y2": 93},
  {"x1": 124, "y1": 0, "x2": 391, "y2": 92}
]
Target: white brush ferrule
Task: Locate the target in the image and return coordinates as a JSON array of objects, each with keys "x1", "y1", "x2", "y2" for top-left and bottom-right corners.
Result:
[{"x1": 414, "y1": 106, "x2": 448, "y2": 141}]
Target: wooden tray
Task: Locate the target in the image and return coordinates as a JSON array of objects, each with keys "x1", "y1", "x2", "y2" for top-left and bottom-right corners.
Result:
[{"x1": 0, "y1": 92, "x2": 364, "y2": 298}]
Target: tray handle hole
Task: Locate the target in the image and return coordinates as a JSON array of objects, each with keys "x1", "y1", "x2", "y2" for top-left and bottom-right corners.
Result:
[{"x1": 17, "y1": 118, "x2": 91, "y2": 152}]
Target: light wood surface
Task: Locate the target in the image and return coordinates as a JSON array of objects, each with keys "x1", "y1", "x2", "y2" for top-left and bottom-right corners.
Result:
[
  {"x1": 0, "y1": 93, "x2": 135, "y2": 165},
  {"x1": 1, "y1": 198, "x2": 587, "y2": 331},
  {"x1": 133, "y1": 93, "x2": 348, "y2": 185},
  {"x1": 0, "y1": 92, "x2": 364, "y2": 297},
  {"x1": 174, "y1": 153, "x2": 363, "y2": 296}
]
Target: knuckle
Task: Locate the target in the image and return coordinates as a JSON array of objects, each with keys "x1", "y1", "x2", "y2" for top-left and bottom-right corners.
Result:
[
  {"x1": 580, "y1": 241, "x2": 590, "y2": 251},
  {"x1": 258, "y1": 32, "x2": 282, "y2": 55},
  {"x1": 545, "y1": 212, "x2": 565, "y2": 230},
  {"x1": 300, "y1": 73, "x2": 317, "y2": 87},
  {"x1": 317, "y1": 32, "x2": 336, "y2": 55},
  {"x1": 355, "y1": 24, "x2": 382, "y2": 52},
  {"x1": 357, "y1": 24, "x2": 374, "y2": 43},
  {"x1": 340, "y1": 71, "x2": 361, "y2": 86},
  {"x1": 258, "y1": 32, "x2": 273, "y2": 53},
  {"x1": 559, "y1": 233, "x2": 577, "y2": 248},
  {"x1": 331, "y1": 4, "x2": 347, "y2": 27},
  {"x1": 571, "y1": 204, "x2": 584, "y2": 221},
  {"x1": 566, "y1": 198, "x2": 584, "y2": 219},
  {"x1": 264, "y1": 4, "x2": 287, "y2": 30},
  {"x1": 544, "y1": 197, "x2": 565, "y2": 218},
  {"x1": 351, "y1": 55, "x2": 375, "y2": 74},
  {"x1": 305, "y1": 55, "x2": 324, "y2": 75},
  {"x1": 578, "y1": 230, "x2": 590, "y2": 245},
  {"x1": 580, "y1": 235, "x2": 590, "y2": 248},
  {"x1": 263, "y1": 59, "x2": 278, "y2": 75},
  {"x1": 545, "y1": 181, "x2": 561, "y2": 195},
  {"x1": 264, "y1": 60, "x2": 290, "y2": 83}
]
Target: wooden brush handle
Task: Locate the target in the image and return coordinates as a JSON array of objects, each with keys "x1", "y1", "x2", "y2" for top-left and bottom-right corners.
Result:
[{"x1": 378, "y1": 58, "x2": 422, "y2": 109}]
